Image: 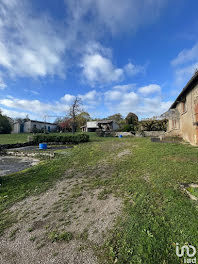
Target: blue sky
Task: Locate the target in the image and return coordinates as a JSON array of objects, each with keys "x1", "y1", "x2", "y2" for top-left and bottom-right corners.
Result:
[{"x1": 0, "y1": 0, "x2": 198, "y2": 121}]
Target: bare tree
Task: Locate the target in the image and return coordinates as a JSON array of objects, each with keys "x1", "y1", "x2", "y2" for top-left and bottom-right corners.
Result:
[{"x1": 69, "y1": 97, "x2": 82, "y2": 134}]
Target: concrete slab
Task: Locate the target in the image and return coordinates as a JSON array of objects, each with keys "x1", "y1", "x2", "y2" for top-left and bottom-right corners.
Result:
[{"x1": 0, "y1": 156, "x2": 39, "y2": 176}]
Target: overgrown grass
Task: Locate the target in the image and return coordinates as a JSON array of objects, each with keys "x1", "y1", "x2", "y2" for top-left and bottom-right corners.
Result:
[{"x1": 0, "y1": 136, "x2": 198, "y2": 263}]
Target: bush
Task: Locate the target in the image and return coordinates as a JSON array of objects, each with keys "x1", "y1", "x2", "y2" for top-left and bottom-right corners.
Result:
[
  {"x1": 140, "y1": 119, "x2": 168, "y2": 131},
  {"x1": 96, "y1": 129, "x2": 105, "y2": 137},
  {"x1": 122, "y1": 124, "x2": 132, "y2": 132},
  {"x1": 32, "y1": 133, "x2": 89, "y2": 144},
  {"x1": 0, "y1": 115, "x2": 12, "y2": 134}
]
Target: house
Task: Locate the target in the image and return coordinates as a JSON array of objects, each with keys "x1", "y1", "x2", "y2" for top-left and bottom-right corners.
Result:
[
  {"x1": 81, "y1": 120, "x2": 119, "y2": 132},
  {"x1": 166, "y1": 71, "x2": 198, "y2": 145},
  {"x1": 13, "y1": 120, "x2": 57, "y2": 133}
]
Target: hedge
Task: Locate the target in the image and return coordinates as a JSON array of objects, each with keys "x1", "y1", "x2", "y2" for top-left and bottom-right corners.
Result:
[{"x1": 32, "y1": 134, "x2": 89, "y2": 144}]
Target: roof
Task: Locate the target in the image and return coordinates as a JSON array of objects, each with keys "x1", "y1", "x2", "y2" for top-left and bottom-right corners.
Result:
[
  {"x1": 170, "y1": 71, "x2": 198, "y2": 109},
  {"x1": 97, "y1": 120, "x2": 113, "y2": 124},
  {"x1": 30, "y1": 120, "x2": 56, "y2": 125},
  {"x1": 14, "y1": 120, "x2": 56, "y2": 125}
]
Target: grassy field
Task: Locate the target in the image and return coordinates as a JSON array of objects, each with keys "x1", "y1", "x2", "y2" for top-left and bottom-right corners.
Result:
[
  {"x1": 0, "y1": 133, "x2": 32, "y2": 144},
  {"x1": 0, "y1": 135, "x2": 198, "y2": 263}
]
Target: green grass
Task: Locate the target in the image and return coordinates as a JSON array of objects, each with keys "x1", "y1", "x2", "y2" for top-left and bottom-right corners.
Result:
[
  {"x1": 187, "y1": 187, "x2": 198, "y2": 198},
  {"x1": 0, "y1": 131, "x2": 98, "y2": 145},
  {"x1": 0, "y1": 133, "x2": 32, "y2": 144},
  {"x1": 0, "y1": 135, "x2": 198, "y2": 263}
]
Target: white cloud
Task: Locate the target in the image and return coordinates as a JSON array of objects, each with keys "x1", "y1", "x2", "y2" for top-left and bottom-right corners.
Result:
[
  {"x1": 80, "y1": 43, "x2": 144, "y2": 86},
  {"x1": 124, "y1": 62, "x2": 145, "y2": 76},
  {"x1": 171, "y1": 42, "x2": 198, "y2": 85},
  {"x1": 0, "y1": 76, "x2": 7, "y2": 90},
  {"x1": 104, "y1": 84, "x2": 170, "y2": 117},
  {"x1": 174, "y1": 62, "x2": 198, "y2": 85},
  {"x1": 138, "y1": 84, "x2": 161, "y2": 95},
  {"x1": 104, "y1": 90, "x2": 123, "y2": 101},
  {"x1": 79, "y1": 90, "x2": 98, "y2": 101},
  {"x1": 61, "y1": 94, "x2": 76, "y2": 103},
  {"x1": 81, "y1": 53, "x2": 123, "y2": 86},
  {"x1": 65, "y1": 0, "x2": 168, "y2": 36},
  {"x1": 171, "y1": 43, "x2": 198, "y2": 66},
  {"x1": 0, "y1": 0, "x2": 66, "y2": 79},
  {"x1": 0, "y1": 108, "x2": 29, "y2": 119},
  {"x1": 24, "y1": 89, "x2": 39, "y2": 96}
]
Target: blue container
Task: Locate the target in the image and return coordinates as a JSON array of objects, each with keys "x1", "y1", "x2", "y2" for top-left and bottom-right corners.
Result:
[
  {"x1": 39, "y1": 143, "x2": 47, "y2": 150},
  {"x1": 119, "y1": 135, "x2": 123, "y2": 138}
]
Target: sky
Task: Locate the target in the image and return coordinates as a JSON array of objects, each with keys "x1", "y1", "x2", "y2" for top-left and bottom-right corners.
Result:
[{"x1": 0, "y1": 0, "x2": 198, "y2": 122}]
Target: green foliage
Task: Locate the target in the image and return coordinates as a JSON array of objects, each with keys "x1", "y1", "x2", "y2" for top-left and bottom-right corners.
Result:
[
  {"x1": 32, "y1": 133, "x2": 89, "y2": 144},
  {"x1": 0, "y1": 114, "x2": 12, "y2": 134},
  {"x1": 125, "y1": 113, "x2": 138, "y2": 130},
  {"x1": 125, "y1": 113, "x2": 138, "y2": 124},
  {"x1": 76, "y1": 111, "x2": 91, "y2": 128},
  {"x1": 140, "y1": 119, "x2": 168, "y2": 131},
  {"x1": 95, "y1": 129, "x2": 105, "y2": 137},
  {"x1": 107, "y1": 113, "x2": 123, "y2": 123},
  {"x1": 0, "y1": 133, "x2": 31, "y2": 144},
  {"x1": 122, "y1": 124, "x2": 132, "y2": 132}
]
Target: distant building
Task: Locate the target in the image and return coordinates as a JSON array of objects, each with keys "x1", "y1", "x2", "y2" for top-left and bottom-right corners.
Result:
[
  {"x1": 81, "y1": 120, "x2": 119, "y2": 132},
  {"x1": 13, "y1": 120, "x2": 57, "y2": 133},
  {"x1": 166, "y1": 72, "x2": 198, "y2": 145}
]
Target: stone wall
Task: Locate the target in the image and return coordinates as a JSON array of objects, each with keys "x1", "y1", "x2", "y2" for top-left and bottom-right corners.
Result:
[
  {"x1": 143, "y1": 131, "x2": 165, "y2": 137},
  {"x1": 0, "y1": 142, "x2": 34, "y2": 151}
]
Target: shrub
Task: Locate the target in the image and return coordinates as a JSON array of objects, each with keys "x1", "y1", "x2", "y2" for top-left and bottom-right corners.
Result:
[
  {"x1": 122, "y1": 124, "x2": 132, "y2": 132},
  {"x1": 0, "y1": 115, "x2": 12, "y2": 134},
  {"x1": 140, "y1": 119, "x2": 168, "y2": 131},
  {"x1": 96, "y1": 129, "x2": 105, "y2": 137},
  {"x1": 32, "y1": 133, "x2": 89, "y2": 144}
]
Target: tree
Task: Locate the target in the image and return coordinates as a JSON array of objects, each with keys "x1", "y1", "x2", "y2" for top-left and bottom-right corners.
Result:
[
  {"x1": 59, "y1": 118, "x2": 72, "y2": 132},
  {"x1": 125, "y1": 112, "x2": 139, "y2": 131},
  {"x1": 0, "y1": 114, "x2": 12, "y2": 134},
  {"x1": 76, "y1": 111, "x2": 91, "y2": 128},
  {"x1": 107, "y1": 113, "x2": 123, "y2": 123},
  {"x1": 68, "y1": 97, "x2": 83, "y2": 134}
]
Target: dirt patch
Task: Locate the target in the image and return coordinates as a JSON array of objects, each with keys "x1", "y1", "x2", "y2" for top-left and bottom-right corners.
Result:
[
  {"x1": 0, "y1": 168, "x2": 122, "y2": 264},
  {"x1": 117, "y1": 149, "x2": 132, "y2": 158}
]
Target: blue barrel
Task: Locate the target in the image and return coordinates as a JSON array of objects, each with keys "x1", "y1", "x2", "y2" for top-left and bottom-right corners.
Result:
[
  {"x1": 39, "y1": 143, "x2": 47, "y2": 150},
  {"x1": 119, "y1": 135, "x2": 123, "y2": 138}
]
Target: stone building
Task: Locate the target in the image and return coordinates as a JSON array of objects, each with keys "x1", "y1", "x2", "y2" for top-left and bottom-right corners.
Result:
[
  {"x1": 13, "y1": 120, "x2": 57, "y2": 133},
  {"x1": 166, "y1": 72, "x2": 198, "y2": 145},
  {"x1": 81, "y1": 120, "x2": 119, "y2": 132}
]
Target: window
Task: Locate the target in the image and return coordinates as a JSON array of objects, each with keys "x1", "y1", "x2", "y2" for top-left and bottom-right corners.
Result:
[
  {"x1": 181, "y1": 97, "x2": 187, "y2": 113},
  {"x1": 172, "y1": 119, "x2": 177, "y2": 129}
]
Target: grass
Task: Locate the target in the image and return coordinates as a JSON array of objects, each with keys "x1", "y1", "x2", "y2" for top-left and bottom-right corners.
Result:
[
  {"x1": 0, "y1": 133, "x2": 32, "y2": 144},
  {"x1": 187, "y1": 187, "x2": 198, "y2": 198},
  {"x1": 0, "y1": 134, "x2": 198, "y2": 263},
  {"x1": 48, "y1": 230, "x2": 73, "y2": 242}
]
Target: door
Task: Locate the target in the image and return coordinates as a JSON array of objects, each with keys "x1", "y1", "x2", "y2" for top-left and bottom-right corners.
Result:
[{"x1": 20, "y1": 124, "x2": 24, "y2": 133}]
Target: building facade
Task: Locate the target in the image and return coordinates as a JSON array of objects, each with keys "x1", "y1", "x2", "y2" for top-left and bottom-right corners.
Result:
[
  {"x1": 81, "y1": 120, "x2": 119, "y2": 132},
  {"x1": 13, "y1": 120, "x2": 57, "y2": 133},
  {"x1": 166, "y1": 72, "x2": 198, "y2": 145}
]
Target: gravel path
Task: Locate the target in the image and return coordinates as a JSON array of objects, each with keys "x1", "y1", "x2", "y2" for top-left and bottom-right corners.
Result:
[{"x1": 0, "y1": 169, "x2": 122, "y2": 264}]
